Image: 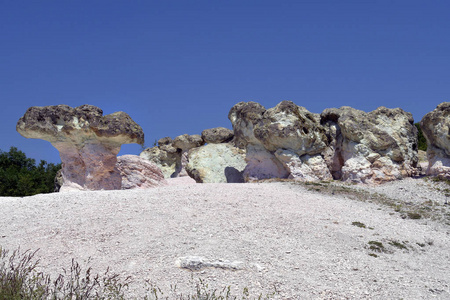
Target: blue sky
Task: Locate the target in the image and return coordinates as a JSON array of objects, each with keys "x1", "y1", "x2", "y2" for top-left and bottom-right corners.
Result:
[{"x1": 1, "y1": 1, "x2": 449, "y2": 164}]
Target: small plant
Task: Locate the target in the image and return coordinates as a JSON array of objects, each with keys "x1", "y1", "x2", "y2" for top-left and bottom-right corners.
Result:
[
  {"x1": 1, "y1": 246, "x2": 276, "y2": 300},
  {"x1": 0, "y1": 246, "x2": 130, "y2": 299},
  {"x1": 407, "y1": 212, "x2": 422, "y2": 219},
  {"x1": 367, "y1": 241, "x2": 386, "y2": 253},
  {"x1": 351, "y1": 221, "x2": 366, "y2": 228},
  {"x1": 388, "y1": 240, "x2": 408, "y2": 251},
  {"x1": 368, "y1": 253, "x2": 378, "y2": 258}
]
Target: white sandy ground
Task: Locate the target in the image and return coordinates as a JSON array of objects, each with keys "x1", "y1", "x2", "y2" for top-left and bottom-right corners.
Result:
[{"x1": 1, "y1": 177, "x2": 450, "y2": 299}]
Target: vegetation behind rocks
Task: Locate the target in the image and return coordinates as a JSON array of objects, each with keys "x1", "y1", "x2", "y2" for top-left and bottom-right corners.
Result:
[{"x1": 0, "y1": 147, "x2": 60, "y2": 197}]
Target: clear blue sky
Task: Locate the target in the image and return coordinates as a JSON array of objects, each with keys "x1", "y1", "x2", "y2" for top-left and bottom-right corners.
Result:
[{"x1": 1, "y1": 1, "x2": 449, "y2": 164}]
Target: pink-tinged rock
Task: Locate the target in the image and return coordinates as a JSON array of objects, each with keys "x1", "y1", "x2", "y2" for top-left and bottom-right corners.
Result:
[
  {"x1": 243, "y1": 145, "x2": 290, "y2": 181},
  {"x1": 117, "y1": 155, "x2": 167, "y2": 189},
  {"x1": 275, "y1": 150, "x2": 332, "y2": 181},
  {"x1": 17, "y1": 104, "x2": 144, "y2": 191}
]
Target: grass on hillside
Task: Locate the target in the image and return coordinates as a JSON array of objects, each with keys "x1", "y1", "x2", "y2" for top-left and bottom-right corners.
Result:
[{"x1": 0, "y1": 246, "x2": 276, "y2": 300}]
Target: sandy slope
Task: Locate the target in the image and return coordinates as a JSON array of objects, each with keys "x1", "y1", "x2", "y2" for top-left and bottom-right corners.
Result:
[{"x1": 0, "y1": 179, "x2": 449, "y2": 299}]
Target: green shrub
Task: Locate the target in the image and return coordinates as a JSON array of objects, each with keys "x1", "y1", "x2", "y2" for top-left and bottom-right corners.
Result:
[
  {"x1": 0, "y1": 147, "x2": 61, "y2": 196},
  {"x1": 415, "y1": 123, "x2": 427, "y2": 151}
]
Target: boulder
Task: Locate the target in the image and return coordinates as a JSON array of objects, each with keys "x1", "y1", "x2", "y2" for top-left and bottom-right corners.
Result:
[
  {"x1": 321, "y1": 106, "x2": 418, "y2": 183},
  {"x1": 117, "y1": 155, "x2": 167, "y2": 189},
  {"x1": 228, "y1": 101, "x2": 266, "y2": 149},
  {"x1": 186, "y1": 143, "x2": 246, "y2": 183},
  {"x1": 17, "y1": 105, "x2": 144, "y2": 191},
  {"x1": 172, "y1": 134, "x2": 205, "y2": 176},
  {"x1": 140, "y1": 140, "x2": 182, "y2": 179},
  {"x1": 420, "y1": 102, "x2": 450, "y2": 177},
  {"x1": 172, "y1": 134, "x2": 205, "y2": 150},
  {"x1": 254, "y1": 101, "x2": 327, "y2": 156},
  {"x1": 201, "y1": 127, "x2": 234, "y2": 144},
  {"x1": 228, "y1": 101, "x2": 330, "y2": 181},
  {"x1": 274, "y1": 150, "x2": 332, "y2": 181}
]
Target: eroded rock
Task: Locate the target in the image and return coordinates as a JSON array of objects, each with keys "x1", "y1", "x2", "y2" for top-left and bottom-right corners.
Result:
[
  {"x1": 186, "y1": 143, "x2": 246, "y2": 183},
  {"x1": 201, "y1": 127, "x2": 234, "y2": 144},
  {"x1": 175, "y1": 256, "x2": 244, "y2": 271},
  {"x1": 117, "y1": 155, "x2": 167, "y2": 189},
  {"x1": 321, "y1": 106, "x2": 418, "y2": 183},
  {"x1": 17, "y1": 104, "x2": 144, "y2": 191},
  {"x1": 172, "y1": 134, "x2": 205, "y2": 150},
  {"x1": 420, "y1": 102, "x2": 450, "y2": 177},
  {"x1": 140, "y1": 138, "x2": 182, "y2": 178},
  {"x1": 228, "y1": 101, "x2": 330, "y2": 181}
]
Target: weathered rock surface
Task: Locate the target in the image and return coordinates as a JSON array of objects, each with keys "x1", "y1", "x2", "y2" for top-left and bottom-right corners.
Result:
[
  {"x1": 175, "y1": 256, "x2": 245, "y2": 271},
  {"x1": 172, "y1": 134, "x2": 205, "y2": 150},
  {"x1": 228, "y1": 101, "x2": 330, "y2": 181},
  {"x1": 117, "y1": 155, "x2": 167, "y2": 189},
  {"x1": 54, "y1": 169, "x2": 63, "y2": 192},
  {"x1": 321, "y1": 106, "x2": 418, "y2": 183},
  {"x1": 17, "y1": 105, "x2": 144, "y2": 191},
  {"x1": 186, "y1": 143, "x2": 246, "y2": 183},
  {"x1": 171, "y1": 134, "x2": 205, "y2": 177},
  {"x1": 228, "y1": 101, "x2": 266, "y2": 149},
  {"x1": 140, "y1": 137, "x2": 181, "y2": 179},
  {"x1": 201, "y1": 127, "x2": 234, "y2": 144},
  {"x1": 254, "y1": 101, "x2": 327, "y2": 156},
  {"x1": 275, "y1": 150, "x2": 332, "y2": 181},
  {"x1": 420, "y1": 102, "x2": 450, "y2": 177}
]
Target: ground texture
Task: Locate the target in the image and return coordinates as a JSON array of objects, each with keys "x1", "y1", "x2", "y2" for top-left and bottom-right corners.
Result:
[{"x1": 1, "y1": 177, "x2": 449, "y2": 299}]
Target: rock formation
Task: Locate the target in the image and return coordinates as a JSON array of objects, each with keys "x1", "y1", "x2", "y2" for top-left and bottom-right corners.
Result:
[
  {"x1": 228, "y1": 100, "x2": 419, "y2": 183},
  {"x1": 201, "y1": 127, "x2": 234, "y2": 144},
  {"x1": 420, "y1": 102, "x2": 450, "y2": 177},
  {"x1": 140, "y1": 134, "x2": 206, "y2": 178},
  {"x1": 17, "y1": 104, "x2": 144, "y2": 191},
  {"x1": 321, "y1": 106, "x2": 418, "y2": 183},
  {"x1": 228, "y1": 101, "x2": 331, "y2": 181},
  {"x1": 117, "y1": 155, "x2": 167, "y2": 189},
  {"x1": 140, "y1": 137, "x2": 182, "y2": 178},
  {"x1": 186, "y1": 143, "x2": 246, "y2": 183}
]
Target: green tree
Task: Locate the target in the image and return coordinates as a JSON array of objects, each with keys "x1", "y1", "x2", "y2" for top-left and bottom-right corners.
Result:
[
  {"x1": 415, "y1": 123, "x2": 428, "y2": 151},
  {"x1": 0, "y1": 147, "x2": 61, "y2": 196}
]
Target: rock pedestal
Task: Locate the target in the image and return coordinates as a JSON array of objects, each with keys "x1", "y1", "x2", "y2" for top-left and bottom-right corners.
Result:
[{"x1": 17, "y1": 105, "x2": 144, "y2": 191}]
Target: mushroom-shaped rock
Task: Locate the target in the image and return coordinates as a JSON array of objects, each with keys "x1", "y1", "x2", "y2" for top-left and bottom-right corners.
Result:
[
  {"x1": 17, "y1": 104, "x2": 144, "y2": 191},
  {"x1": 420, "y1": 102, "x2": 450, "y2": 177},
  {"x1": 321, "y1": 106, "x2": 418, "y2": 183},
  {"x1": 201, "y1": 127, "x2": 234, "y2": 144}
]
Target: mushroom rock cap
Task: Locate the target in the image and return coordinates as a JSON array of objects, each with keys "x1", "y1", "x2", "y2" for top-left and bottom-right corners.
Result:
[{"x1": 16, "y1": 104, "x2": 144, "y2": 146}]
